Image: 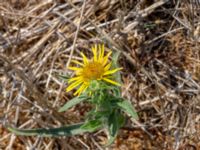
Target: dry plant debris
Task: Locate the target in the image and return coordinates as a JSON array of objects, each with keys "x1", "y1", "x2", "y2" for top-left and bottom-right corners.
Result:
[{"x1": 0, "y1": 0, "x2": 200, "y2": 149}]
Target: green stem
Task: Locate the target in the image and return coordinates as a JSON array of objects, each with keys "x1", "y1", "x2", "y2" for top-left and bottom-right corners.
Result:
[{"x1": 7, "y1": 123, "x2": 88, "y2": 137}]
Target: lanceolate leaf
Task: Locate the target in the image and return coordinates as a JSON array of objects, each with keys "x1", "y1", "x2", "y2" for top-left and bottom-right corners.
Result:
[
  {"x1": 115, "y1": 100, "x2": 138, "y2": 119},
  {"x1": 58, "y1": 74, "x2": 70, "y2": 81},
  {"x1": 59, "y1": 94, "x2": 87, "y2": 112},
  {"x1": 112, "y1": 51, "x2": 122, "y2": 84},
  {"x1": 106, "y1": 111, "x2": 120, "y2": 146},
  {"x1": 111, "y1": 51, "x2": 121, "y2": 97},
  {"x1": 7, "y1": 123, "x2": 89, "y2": 137}
]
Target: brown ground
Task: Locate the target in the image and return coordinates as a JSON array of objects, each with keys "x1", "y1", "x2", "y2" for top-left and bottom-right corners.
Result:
[{"x1": 0, "y1": 0, "x2": 200, "y2": 149}]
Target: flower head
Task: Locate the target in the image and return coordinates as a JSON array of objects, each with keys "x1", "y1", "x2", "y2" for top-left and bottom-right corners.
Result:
[{"x1": 66, "y1": 44, "x2": 122, "y2": 95}]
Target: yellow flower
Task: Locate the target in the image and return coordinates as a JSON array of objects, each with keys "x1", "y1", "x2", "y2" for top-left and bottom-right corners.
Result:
[{"x1": 66, "y1": 44, "x2": 122, "y2": 95}]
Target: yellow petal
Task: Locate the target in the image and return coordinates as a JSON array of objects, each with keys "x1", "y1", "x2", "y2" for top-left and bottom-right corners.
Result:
[
  {"x1": 103, "y1": 51, "x2": 112, "y2": 66},
  {"x1": 74, "y1": 84, "x2": 88, "y2": 96},
  {"x1": 92, "y1": 44, "x2": 97, "y2": 61},
  {"x1": 102, "y1": 77, "x2": 121, "y2": 86},
  {"x1": 98, "y1": 44, "x2": 105, "y2": 62},
  {"x1": 71, "y1": 60, "x2": 84, "y2": 66},
  {"x1": 77, "y1": 84, "x2": 88, "y2": 96},
  {"x1": 81, "y1": 52, "x2": 89, "y2": 64},
  {"x1": 68, "y1": 76, "x2": 82, "y2": 83},
  {"x1": 101, "y1": 44, "x2": 105, "y2": 58},
  {"x1": 104, "y1": 63, "x2": 112, "y2": 71},
  {"x1": 68, "y1": 66, "x2": 82, "y2": 71},
  {"x1": 98, "y1": 44, "x2": 102, "y2": 61},
  {"x1": 103, "y1": 67, "x2": 122, "y2": 76},
  {"x1": 66, "y1": 79, "x2": 83, "y2": 92}
]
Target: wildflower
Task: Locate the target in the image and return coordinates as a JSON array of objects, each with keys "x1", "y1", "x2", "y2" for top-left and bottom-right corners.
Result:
[{"x1": 66, "y1": 44, "x2": 122, "y2": 95}]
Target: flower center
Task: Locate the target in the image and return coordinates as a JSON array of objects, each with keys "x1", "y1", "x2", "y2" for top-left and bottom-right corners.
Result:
[{"x1": 82, "y1": 61, "x2": 104, "y2": 81}]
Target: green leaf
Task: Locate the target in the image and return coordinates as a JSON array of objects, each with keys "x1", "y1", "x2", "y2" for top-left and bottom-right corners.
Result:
[
  {"x1": 81, "y1": 119, "x2": 102, "y2": 132},
  {"x1": 7, "y1": 123, "x2": 90, "y2": 137},
  {"x1": 111, "y1": 51, "x2": 122, "y2": 97},
  {"x1": 106, "y1": 111, "x2": 120, "y2": 146},
  {"x1": 111, "y1": 51, "x2": 121, "y2": 82},
  {"x1": 59, "y1": 94, "x2": 87, "y2": 112},
  {"x1": 57, "y1": 74, "x2": 70, "y2": 81},
  {"x1": 115, "y1": 100, "x2": 138, "y2": 119}
]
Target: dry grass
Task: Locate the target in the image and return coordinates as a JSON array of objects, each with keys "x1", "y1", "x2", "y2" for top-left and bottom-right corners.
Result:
[{"x1": 0, "y1": 0, "x2": 200, "y2": 149}]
